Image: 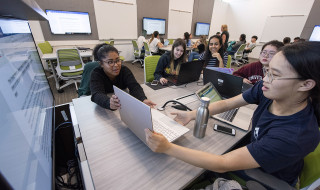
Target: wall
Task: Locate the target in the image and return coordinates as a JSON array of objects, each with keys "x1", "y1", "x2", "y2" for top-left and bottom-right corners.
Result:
[
  {"x1": 191, "y1": 0, "x2": 215, "y2": 39},
  {"x1": 301, "y1": 0, "x2": 320, "y2": 40}
]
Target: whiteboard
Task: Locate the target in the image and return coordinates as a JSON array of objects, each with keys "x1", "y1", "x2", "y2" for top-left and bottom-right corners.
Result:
[
  {"x1": 93, "y1": 0, "x2": 137, "y2": 39},
  {"x1": 167, "y1": 10, "x2": 193, "y2": 39},
  {"x1": 260, "y1": 15, "x2": 307, "y2": 42}
]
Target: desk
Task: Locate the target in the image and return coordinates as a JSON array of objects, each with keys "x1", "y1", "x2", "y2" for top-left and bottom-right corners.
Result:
[{"x1": 71, "y1": 83, "x2": 252, "y2": 189}]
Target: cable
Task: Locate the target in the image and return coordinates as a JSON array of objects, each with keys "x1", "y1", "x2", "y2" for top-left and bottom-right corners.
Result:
[
  {"x1": 157, "y1": 100, "x2": 192, "y2": 111},
  {"x1": 55, "y1": 121, "x2": 73, "y2": 131}
]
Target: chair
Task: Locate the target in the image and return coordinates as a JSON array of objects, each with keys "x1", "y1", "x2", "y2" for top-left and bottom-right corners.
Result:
[
  {"x1": 226, "y1": 55, "x2": 232, "y2": 68},
  {"x1": 77, "y1": 61, "x2": 99, "y2": 97},
  {"x1": 144, "y1": 55, "x2": 160, "y2": 83},
  {"x1": 231, "y1": 44, "x2": 246, "y2": 67},
  {"x1": 55, "y1": 48, "x2": 85, "y2": 93},
  {"x1": 242, "y1": 46, "x2": 256, "y2": 64},
  {"x1": 132, "y1": 40, "x2": 144, "y2": 67},
  {"x1": 168, "y1": 39, "x2": 174, "y2": 45},
  {"x1": 143, "y1": 42, "x2": 152, "y2": 57},
  {"x1": 105, "y1": 40, "x2": 114, "y2": 46},
  {"x1": 38, "y1": 41, "x2": 56, "y2": 78}
]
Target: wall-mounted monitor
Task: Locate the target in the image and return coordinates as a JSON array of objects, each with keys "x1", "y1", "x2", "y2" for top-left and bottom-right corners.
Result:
[
  {"x1": 46, "y1": 9, "x2": 91, "y2": 35},
  {"x1": 0, "y1": 17, "x2": 55, "y2": 189},
  {"x1": 143, "y1": 17, "x2": 166, "y2": 35},
  {"x1": 309, "y1": 25, "x2": 320, "y2": 42},
  {"x1": 195, "y1": 22, "x2": 210, "y2": 36}
]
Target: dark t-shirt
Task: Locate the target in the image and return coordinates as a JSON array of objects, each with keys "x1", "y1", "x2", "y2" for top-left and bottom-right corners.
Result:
[
  {"x1": 90, "y1": 65, "x2": 147, "y2": 109},
  {"x1": 243, "y1": 81, "x2": 320, "y2": 184},
  {"x1": 221, "y1": 31, "x2": 229, "y2": 50},
  {"x1": 154, "y1": 52, "x2": 180, "y2": 80}
]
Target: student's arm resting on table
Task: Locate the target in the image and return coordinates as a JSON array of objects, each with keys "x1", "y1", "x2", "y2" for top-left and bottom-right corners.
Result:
[
  {"x1": 154, "y1": 54, "x2": 169, "y2": 84},
  {"x1": 145, "y1": 129, "x2": 259, "y2": 173},
  {"x1": 233, "y1": 66, "x2": 252, "y2": 84},
  {"x1": 157, "y1": 42, "x2": 164, "y2": 48}
]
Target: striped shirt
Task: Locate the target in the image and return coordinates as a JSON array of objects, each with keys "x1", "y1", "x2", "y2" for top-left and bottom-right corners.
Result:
[{"x1": 199, "y1": 51, "x2": 228, "y2": 67}]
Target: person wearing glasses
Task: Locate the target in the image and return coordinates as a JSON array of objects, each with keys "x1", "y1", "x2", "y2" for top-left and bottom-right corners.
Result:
[
  {"x1": 233, "y1": 40, "x2": 284, "y2": 85},
  {"x1": 145, "y1": 42, "x2": 320, "y2": 187},
  {"x1": 90, "y1": 43, "x2": 156, "y2": 110}
]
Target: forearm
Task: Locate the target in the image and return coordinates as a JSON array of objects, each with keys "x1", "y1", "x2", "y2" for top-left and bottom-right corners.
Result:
[{"x1": 91, "y1": 93, "x2": 111, "y2": 109}]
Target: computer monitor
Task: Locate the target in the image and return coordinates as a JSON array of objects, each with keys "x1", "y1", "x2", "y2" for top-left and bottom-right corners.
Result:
[
  {"x1": 46, "y1": 9, "x2": 92, "y2": 35},
  {"x1": 0, "y1": 17, "x2": 55, "y2": 189},
  {"x1": 143, "y1": 17, "x2": 166, "y2": 35},
  {"x1": 309, "y1": 25, "x2": 320, "y2": 42},
  {"x1": 195, "y1": 22, "x2": 210, "y2": 36}
]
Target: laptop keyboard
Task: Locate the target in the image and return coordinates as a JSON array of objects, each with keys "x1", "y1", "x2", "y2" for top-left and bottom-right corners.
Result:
[
  {"x1": 218, "y1": 108, "x2": 238, "y2": 122},
  {"x1": 152, "y1": 120, "x2": 188, "y2": 142}
]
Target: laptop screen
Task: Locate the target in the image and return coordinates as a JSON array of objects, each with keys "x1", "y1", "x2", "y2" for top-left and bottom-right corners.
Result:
[{"x1": 196, "y1": 82, "x2": 223, "y2": 103}]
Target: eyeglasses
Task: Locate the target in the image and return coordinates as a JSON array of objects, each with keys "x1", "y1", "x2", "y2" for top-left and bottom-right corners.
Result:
[
  {"x1": 263, "y1": 67, "x2": 302, "y2": 83},
  {"x1": 101, "y1": 59, "x2": 122, "y2": 66},
  {"x1": 260, "y1": 51, "x2": 276, "y2": 58}
]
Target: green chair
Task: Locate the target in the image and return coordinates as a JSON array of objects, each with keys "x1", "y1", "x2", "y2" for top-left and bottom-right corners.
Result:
[
  {"x1": 132, "y1": 40, "x2": 144, "y2": 67},
  {"x1": 38, "y1": 41, "x2": 53, "y2": 54},
  {"x1": 143, "y1": 42, "x2": 152, "y2": 57},
  {"x1": 168, "y1": 39, "x2": 174, "y2": 45},
  {"x1": 55, "y1": 48, "x2": 85, "y2": 93},
  {"x1": 105, "y1": 40, "x2": 114, "y2": 46},
  {"x1": 231, "y1": 44, "x2": 246, "y2": 67},
  {"x1": 144, "y1": 55, "x2": 160, "y2": 83},
  {"x1": 78, "y1": 61, "x2": 99, "y2": 97},
  {"x1": 226, "y1": 55, "x2": 232, "y2": 68}
]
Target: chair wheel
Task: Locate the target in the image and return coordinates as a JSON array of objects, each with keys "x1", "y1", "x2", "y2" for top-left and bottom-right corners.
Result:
[{"x1": 58, "y1": 89, "x2": 64, "y2": 93}]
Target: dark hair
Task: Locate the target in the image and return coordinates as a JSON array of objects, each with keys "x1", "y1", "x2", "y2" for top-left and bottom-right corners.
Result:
[
  {"x1": 149, "y1": 31, "x2": 159, "y2": 44},
  {"x1": 294, "y1": 37, "x2": 301, "y2": 41},
  {"x1": 283, "y1": 37, "x2": 291, "y2": 44},
  {"x1": 203, "y1": 35, "x2": 224, "y2": 67},
  {"x1": 93, "y1": 43, "x2": 119, "y2": 61},
  {"x1": 184, "y1": 32, "x2": 190, "y2": 41},
  {"x1": 281, "y1": 42, "x2": 320, "y2": 123},
  {"x1": 252, "y1": 35, "x2": 258, "y2": 40},
  {"x1": 240, "y1": 34, "x2": 246, "y2": 43},
  {"x1": 261, "y1": 40, "x2": 284, "y2": 51}
]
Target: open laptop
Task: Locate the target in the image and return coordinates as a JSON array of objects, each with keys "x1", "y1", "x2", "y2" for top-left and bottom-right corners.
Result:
[
  {"x1": 113, "y1": 86, "x2": 189, "y2": 144},
  {"x1": 195, "y1": 82, "x2": 254, "y2": 131},
  {"x1": 164, "y1": 40, "x2": 170, "y2": 46},
  {"x1": 167, "y1": 60, "x2": 205, "y2": 86},
  {"x1": 203, "y1": 68, "x2": 243, "y2": 98}
]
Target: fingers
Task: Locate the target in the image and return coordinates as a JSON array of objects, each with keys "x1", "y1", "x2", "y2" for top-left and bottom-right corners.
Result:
[
  {"x1": 110, "y1": 95, "x2": 121, "y2": 109},
  {"x1": 160, "y1": 78, "x2": 167, "y2": 85}
]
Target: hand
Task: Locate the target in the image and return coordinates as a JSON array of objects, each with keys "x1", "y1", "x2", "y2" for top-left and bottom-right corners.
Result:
[
  {"x1": 143, "y1": 99, "x2": 157, "y2": 108},
  {"x1": 212, "y1": 52, "x2": 221, "y2": 60},
  {"x1": 110, "y1": 95, "x2": 121, "y2": 110},
  {"x1": 243, "y1": 78, "x2": 252, "y2": 84},
  {"x1": 159, "y1": 77, "x2": 168, "y2": 85},
  {"x1": 145, "y1": 129, "x2": 171, "y2": 153},
  {"x1": 171, "y1": 110, "x2": 194, "y2": 126}
]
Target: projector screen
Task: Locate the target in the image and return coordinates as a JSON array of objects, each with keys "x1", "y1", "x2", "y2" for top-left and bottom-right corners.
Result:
[
  {"x1": 195, "y1": 22, "x2": 210, "y2": 36},
  {"x1": 143, "y1": 17, "x2": 166, "y2": 35},
  {"x1": 309, "y1": 25, "x2": 320, "y2": 42},
  {"x1": 46, "y1": 9, "x2": 92, "y2": 35}
]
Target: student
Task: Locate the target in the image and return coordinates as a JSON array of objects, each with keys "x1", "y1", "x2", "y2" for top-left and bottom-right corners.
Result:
[
  {"x1": 199, "y1": 35, "x2": 227, "y2": 68},
  {"x1": 228, "y1": 34, "x2": 246, "y2": 55},
  {"x1": 137, "y1": 29, "x2": 147, "y2": 51},
  {"x1": 184, "y1": 32, "x2": 192, "y2": 47},
  {"x1": 244, "y1": 35, "x2": 258, "y2": 52},
  {"x1": 90, "y1": 44, "x2": 156, "y2": 110},
  {"x1": 149, "y1": 31, "x2": 163, "y2": 55},
  {"x1": 188, "y1": 35, "x2": 207, "y2": 62},
  {"x1": 145, "y1": 42, "x2": 320, "y2": 186},
  {"x1": 153, "y1": 38, "x2": 187, "y2": 85},
  {"x1": 283, "y1": 37, "x2": 291, "y2": 45},
  {"x1": 233, "y1": 40, "x2": 284, "y2": 84},
  {"x1": 221, "y1": 24, "x2": 229, "y2": 50},
  {"x1": 294, "y1": 37, "x2": 301, "y2": 43}
]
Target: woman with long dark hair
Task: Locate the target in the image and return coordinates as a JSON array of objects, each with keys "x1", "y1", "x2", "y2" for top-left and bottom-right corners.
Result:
[{"x1": 199, "y1": 35, "x2": 228, "y2": 67}]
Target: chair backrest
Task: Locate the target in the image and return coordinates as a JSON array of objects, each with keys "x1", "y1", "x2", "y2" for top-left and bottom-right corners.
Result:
[
  {"x1": 105, "y1": 40, "x2": 114, "y2": 46},
  {"x1": 226, "y1": 55, "x2": 232, "y2": 68},
  {"x1": 144, "y1": 42, "x2": 152, "y2": 57},
  {"x1": 132, "y1": 40, "x2": 140, "y2": 57},
  {"x1": 56, "y1": 48, "x2": 84, "y2": 77},
  {"x1": 300, "y1": 140, "x2": 320, "y2": 188},
  {"x1": 78, "y1": 61, "x2": 100, "y2": 97},
  {"x1": 168, "y1": 39, "x2": 174, "y2": 45},
  {"x1": 38, "y1": 41, "x2": 53, "y2": 54},
  {"x1": 144, "y1": 55, "x2": 160, "y2": 83},
  {"x1": 234, "y1": 44, "x2": 247, "y2": 60}
]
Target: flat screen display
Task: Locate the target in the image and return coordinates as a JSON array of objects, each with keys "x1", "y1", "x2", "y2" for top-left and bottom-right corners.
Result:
[
  {"x1": 195, "y1": 22, "x2": 210, "y2": 36},
  {"x1": 309, "y1": 25, "x2": 320, "y2": 42},
  {"x1": 46, "y1": 9, "x2": 91, "y2": 34},
  {"x1": 143, "y1": 17, "x2": 166, "y2": 35},
  {"x1": 0, "y1": 17, "x2": 55, "y2": 189}
]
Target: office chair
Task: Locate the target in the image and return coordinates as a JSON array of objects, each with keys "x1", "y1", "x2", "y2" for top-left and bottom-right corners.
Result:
[
  {"x1": 168, "y1": 39, "x2": 174, "y2": 45},
  {"x1": 242, "y1": 46, "x2": 256, "y2": 64},
  {"x1": 105, "y1": 40, "x2": 114, "y2": 46},
  {"x1": 77, "y1": 61, "x2": 99, "y2": 97},
  {"x1": 226, "y1": 55, "x2": 232, "y2": 68},
  {"x1": 55, "y1": 48, "x2": 85, "y2": 93},
  {"x1": 38, "y1": 41, "x2": 55, "y2": 78},
  {"x1": 144, "y1": 55, "x2": 160, "y2": 83},
  {"x1": 132, "y1": 40, "x2": 144, "y2": 67},
  {"x1": 231, "y1": 44, "x2": 246, "y2": 67},
  {"x1": 143, "y1": 42, "x2": 152, "y2": 57}
]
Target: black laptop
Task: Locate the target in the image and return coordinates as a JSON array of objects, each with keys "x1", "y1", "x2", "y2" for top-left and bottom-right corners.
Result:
[
  {"x1": 167, "y1": 60, "x2": 204, "y2": 85},
  {"x1": 203, "y1": 68, "x2": 243, "y2": 98}
]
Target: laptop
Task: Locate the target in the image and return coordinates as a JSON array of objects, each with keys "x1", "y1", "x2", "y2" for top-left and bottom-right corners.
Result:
[
  {"x1": 242, "y1": 82, "x2": 253, "y2": 92},
  {"x1": 195, "y1": 82, "x2": 254, "y2": 131},
  {"x1": 203, "y1": 68, "x2": 243, "y2": 99},
  {"x1": 164, "y1": 40, "x2": 170, "y2": 46},
  {"x1": 167, "y1": 60, "x2": 205, "y2": 86},
  {"x1": 113, "y1": 86, "x2": 190, "y2": 144}
]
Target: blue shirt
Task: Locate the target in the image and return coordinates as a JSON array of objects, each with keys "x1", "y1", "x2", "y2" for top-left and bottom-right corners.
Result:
[{"x1": 243, "y1": 81, "x2": 320, "y2": 184}]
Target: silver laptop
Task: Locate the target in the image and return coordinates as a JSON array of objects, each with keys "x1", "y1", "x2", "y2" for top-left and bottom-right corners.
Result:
[
  {"x1": 195, "y1": 82, "x2": 254, "y2": 131},
  {"x1": 113, "y1": 86, "x2": 190, "y2": 144}
]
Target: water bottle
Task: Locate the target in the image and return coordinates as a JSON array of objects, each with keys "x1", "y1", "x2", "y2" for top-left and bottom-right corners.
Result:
[{"x1": 193, "y1": 97, "x2": 210, "y2": 138}]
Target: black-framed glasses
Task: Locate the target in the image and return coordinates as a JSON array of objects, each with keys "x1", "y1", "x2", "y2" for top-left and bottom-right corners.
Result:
[
  {"x1": 263, "y1": 67, "x2": 302, "y2": 83},
  {"x1": 260, "y1": 51, "x2": 276, "y2": 58},
  {"x1": 101, "y1": 59, "x2": 122, "y2": 66}
]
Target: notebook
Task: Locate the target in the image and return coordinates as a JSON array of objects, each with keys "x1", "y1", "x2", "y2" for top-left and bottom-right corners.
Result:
[
  {"x1": 167, "y1": 60, "x2": 205, "y2": 86},
  {"x1": 113, "y1": 86, "x2": 190, "y2": 144},
  {"x1": 195, "y1": 82, "x2": 254, "y2": 131},
  {"x1": 203, "y1": 68, "x2": 243, "y2": 99}
]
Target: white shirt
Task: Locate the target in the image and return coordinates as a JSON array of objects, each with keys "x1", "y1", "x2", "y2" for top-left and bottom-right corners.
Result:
[
  {"x1": 149, "y1": 38, "x2": 160, "y2": 53},
  {"x1": 137, "y1": 36, "x2": 146, "y2": 50}
]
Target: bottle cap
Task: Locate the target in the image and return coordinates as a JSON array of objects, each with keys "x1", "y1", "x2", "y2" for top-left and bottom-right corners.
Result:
[{"x1": 200, "y1": 97, "x2": 210, "y2": 107}]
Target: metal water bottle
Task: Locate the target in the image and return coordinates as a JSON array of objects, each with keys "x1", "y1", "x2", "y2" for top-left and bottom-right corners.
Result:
[{"x1": 193, "y1": 97, "x2": 210, "y2": 138}]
